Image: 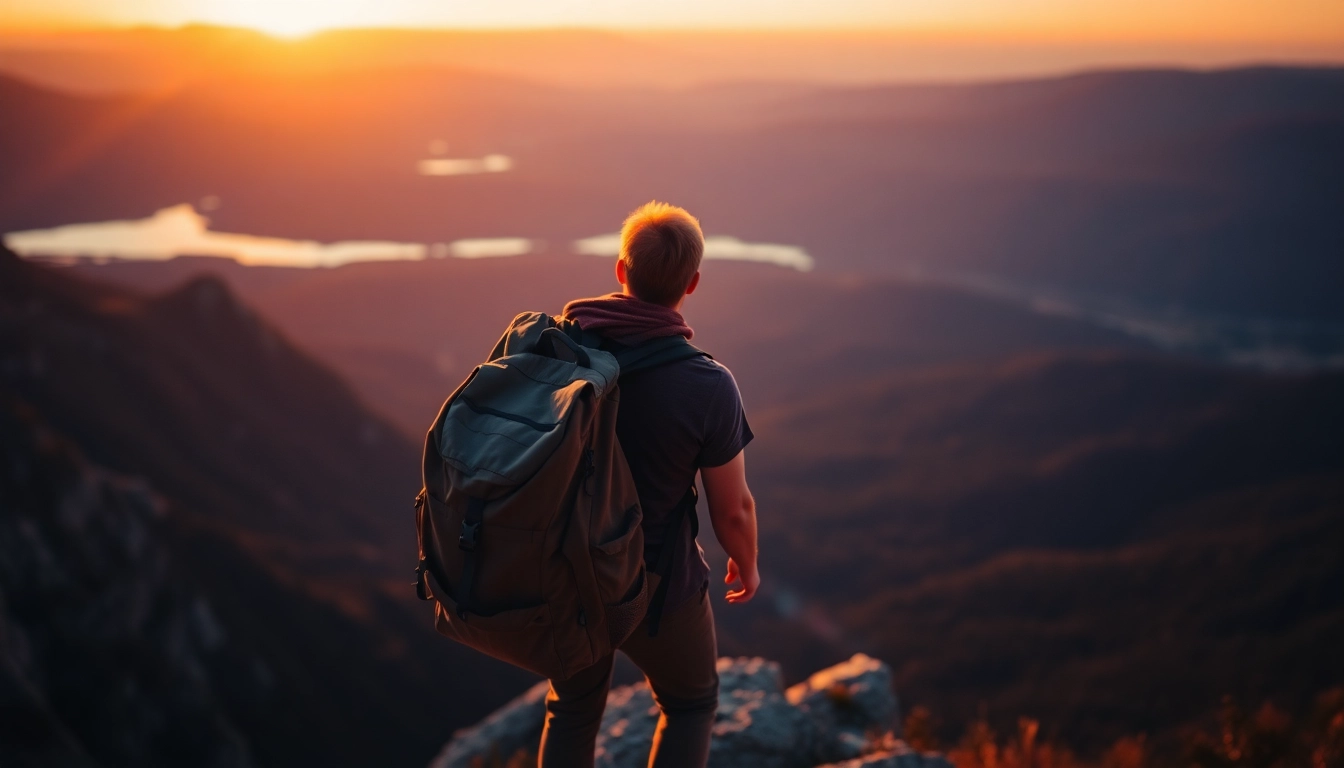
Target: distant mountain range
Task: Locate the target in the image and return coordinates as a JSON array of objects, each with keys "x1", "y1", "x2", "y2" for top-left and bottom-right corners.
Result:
[
  {"x1": 7, "y1": 26, "x2": 1337, "y2": 95},
  {"x1": 1, "y1": 63, "x2": 1342, "y2": 338},
  {"x1": 756, "y1": 352, "x2": 1344, "y2": 749}
]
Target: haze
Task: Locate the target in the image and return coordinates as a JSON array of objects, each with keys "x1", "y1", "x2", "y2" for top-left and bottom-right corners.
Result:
[
  {"x1": 2, "y1": 0, "x2": 1343, "y2": 92},
  {"x1": 6, "y1": 0, "x2": 1344, "y2": 38}
]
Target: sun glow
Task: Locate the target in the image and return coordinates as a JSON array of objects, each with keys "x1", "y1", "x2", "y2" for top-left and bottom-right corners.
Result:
[
  {"x1": 195, "y1": 0, "x2": 374, "y2": 39},
  {"x1": 3, "y1": 0, "x2": 1342, "y2": 41}
]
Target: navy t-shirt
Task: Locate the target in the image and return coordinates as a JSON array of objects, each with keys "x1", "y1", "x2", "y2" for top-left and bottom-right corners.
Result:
[{"x1": 615, "y1": 354, "x2": 754, "y2": 611}]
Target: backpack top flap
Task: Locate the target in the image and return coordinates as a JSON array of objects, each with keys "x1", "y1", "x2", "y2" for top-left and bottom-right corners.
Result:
[{"x1": 438, "y1": 317, "x2": 618, "y2": 497}]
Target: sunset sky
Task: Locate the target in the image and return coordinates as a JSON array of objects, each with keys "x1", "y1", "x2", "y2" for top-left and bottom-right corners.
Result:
[{"x1": 4, "y1": 0, "x2": 1343, "y2": 41}]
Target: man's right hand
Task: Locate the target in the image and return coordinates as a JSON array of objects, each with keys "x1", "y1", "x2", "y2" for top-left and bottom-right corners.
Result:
[
  {"x1": 725, "y1": 557, "x2": 760, "y2": 604},
  {"x1": 704, "y1": 449, "x2": 760, "y2": 606}
]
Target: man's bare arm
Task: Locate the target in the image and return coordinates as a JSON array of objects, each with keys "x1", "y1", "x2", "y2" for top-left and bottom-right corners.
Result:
[{"x1": 701, "y1": 450, "x2": 759, "y2": 604}]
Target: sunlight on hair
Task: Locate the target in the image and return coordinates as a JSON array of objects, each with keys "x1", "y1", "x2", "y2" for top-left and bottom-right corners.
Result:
[{"x1": 573, "y1": 233, "x2": 814, "y2": 271}]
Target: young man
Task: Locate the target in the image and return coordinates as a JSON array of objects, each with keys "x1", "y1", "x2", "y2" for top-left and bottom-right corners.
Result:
[{"x1": 541, "y1": 202, "x2": 761, "y2": 767}]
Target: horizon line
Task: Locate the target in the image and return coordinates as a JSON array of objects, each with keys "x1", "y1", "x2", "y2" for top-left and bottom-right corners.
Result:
[{"x1": 3, "y1": 21, "x2": 1344, "y2": 47}]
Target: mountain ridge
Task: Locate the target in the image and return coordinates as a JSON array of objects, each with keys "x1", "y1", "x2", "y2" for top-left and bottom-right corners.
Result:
[{"x1": 0, "y1": 244, "x2": 537, "y2": 765}]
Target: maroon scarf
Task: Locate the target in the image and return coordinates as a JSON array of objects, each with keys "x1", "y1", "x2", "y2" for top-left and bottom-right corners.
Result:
[{"x1": 561, "y1": 292, "x2": 694, "y2": 346}]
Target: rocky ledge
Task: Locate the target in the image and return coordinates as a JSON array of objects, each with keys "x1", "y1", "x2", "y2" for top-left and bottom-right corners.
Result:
[{"x1": 431, "y1": 654, "x2": 952, "y2": 768}]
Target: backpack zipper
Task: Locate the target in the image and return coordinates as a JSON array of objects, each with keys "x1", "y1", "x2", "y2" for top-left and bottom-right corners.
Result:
[{"x1": 459, "y1": 395, "x2": 558, "y2": 431}]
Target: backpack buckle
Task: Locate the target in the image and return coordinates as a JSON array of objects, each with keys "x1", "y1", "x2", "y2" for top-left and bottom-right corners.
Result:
[
  {"x1": 414, "y1": 558, "x2": 433, "y2": 601},
  {"x1": 458, "y1": 520, "x2": 480, "y2": 551}
]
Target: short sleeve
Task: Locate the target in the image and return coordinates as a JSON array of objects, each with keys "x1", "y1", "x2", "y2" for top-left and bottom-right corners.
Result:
[{"x1": 697, "y1": 365, "x2": 754, "y2": 468}]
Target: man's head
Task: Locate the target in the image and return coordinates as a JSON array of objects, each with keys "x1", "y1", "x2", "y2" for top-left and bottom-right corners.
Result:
[{"x1": 616, "y1": 201, "x2": 704, "y2": 308}]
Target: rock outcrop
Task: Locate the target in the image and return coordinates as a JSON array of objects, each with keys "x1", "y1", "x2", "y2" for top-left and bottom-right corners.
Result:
[
  {"x1": 787, "y1": 654, "x2": 900, "y2": 764},
  {"x1": 431, "y1": 654, "x2": 952, "y2": 768},
  {"x1": 430, "y1": 679, "x2": 550, "y2": 768}
]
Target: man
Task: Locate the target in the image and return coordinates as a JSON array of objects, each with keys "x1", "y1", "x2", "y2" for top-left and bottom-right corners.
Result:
[{"x1": 540, "y1": 202, "x2": 761, "y2": 767}]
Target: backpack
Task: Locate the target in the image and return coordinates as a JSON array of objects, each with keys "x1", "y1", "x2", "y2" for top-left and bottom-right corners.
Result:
[{"x1": 413, "y1": 311, "x2": 709, "y2": 681}]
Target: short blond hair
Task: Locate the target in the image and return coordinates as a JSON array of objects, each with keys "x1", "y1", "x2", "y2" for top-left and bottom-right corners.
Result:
[{"x1": 619, "y1": 201, "x2": 704, "y2": 306}]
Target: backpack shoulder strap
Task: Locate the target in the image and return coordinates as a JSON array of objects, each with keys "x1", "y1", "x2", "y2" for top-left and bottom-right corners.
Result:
[
  {"x1": 486, "y1": 312, "x2": 557, "y2": 362},
  {"x1": 614, "y1": 335, "x2": 711, "y2": 377},
  {"x1": 646, "y1": 485, "x2": 699, "y2": 637},
  {"x1": 547, "y1": 315, "x2": 710, "y2": 375}
]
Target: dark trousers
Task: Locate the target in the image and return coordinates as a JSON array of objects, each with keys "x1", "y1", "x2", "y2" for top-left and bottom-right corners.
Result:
[{"x1": 539, "y1": 586, "x2": 719, "y2": 768}]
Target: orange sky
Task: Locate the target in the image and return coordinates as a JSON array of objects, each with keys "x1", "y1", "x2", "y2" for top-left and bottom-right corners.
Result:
[
  {"x1": 2, "y1": 0, "x2": 1341, "y2": 93},
  {"x1": 4, "y1": 0, "x2": 1343, "y2": 42}
]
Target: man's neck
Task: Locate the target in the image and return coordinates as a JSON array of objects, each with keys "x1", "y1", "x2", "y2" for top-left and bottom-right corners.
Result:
[{"x1": 620, "y1": 286, "x2": 685, "y2": 313}]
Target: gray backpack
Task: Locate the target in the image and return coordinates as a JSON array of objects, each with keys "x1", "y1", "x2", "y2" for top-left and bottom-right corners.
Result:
[{"x1": 414, "y1": 312, "x2": 708, "y2": 680}]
